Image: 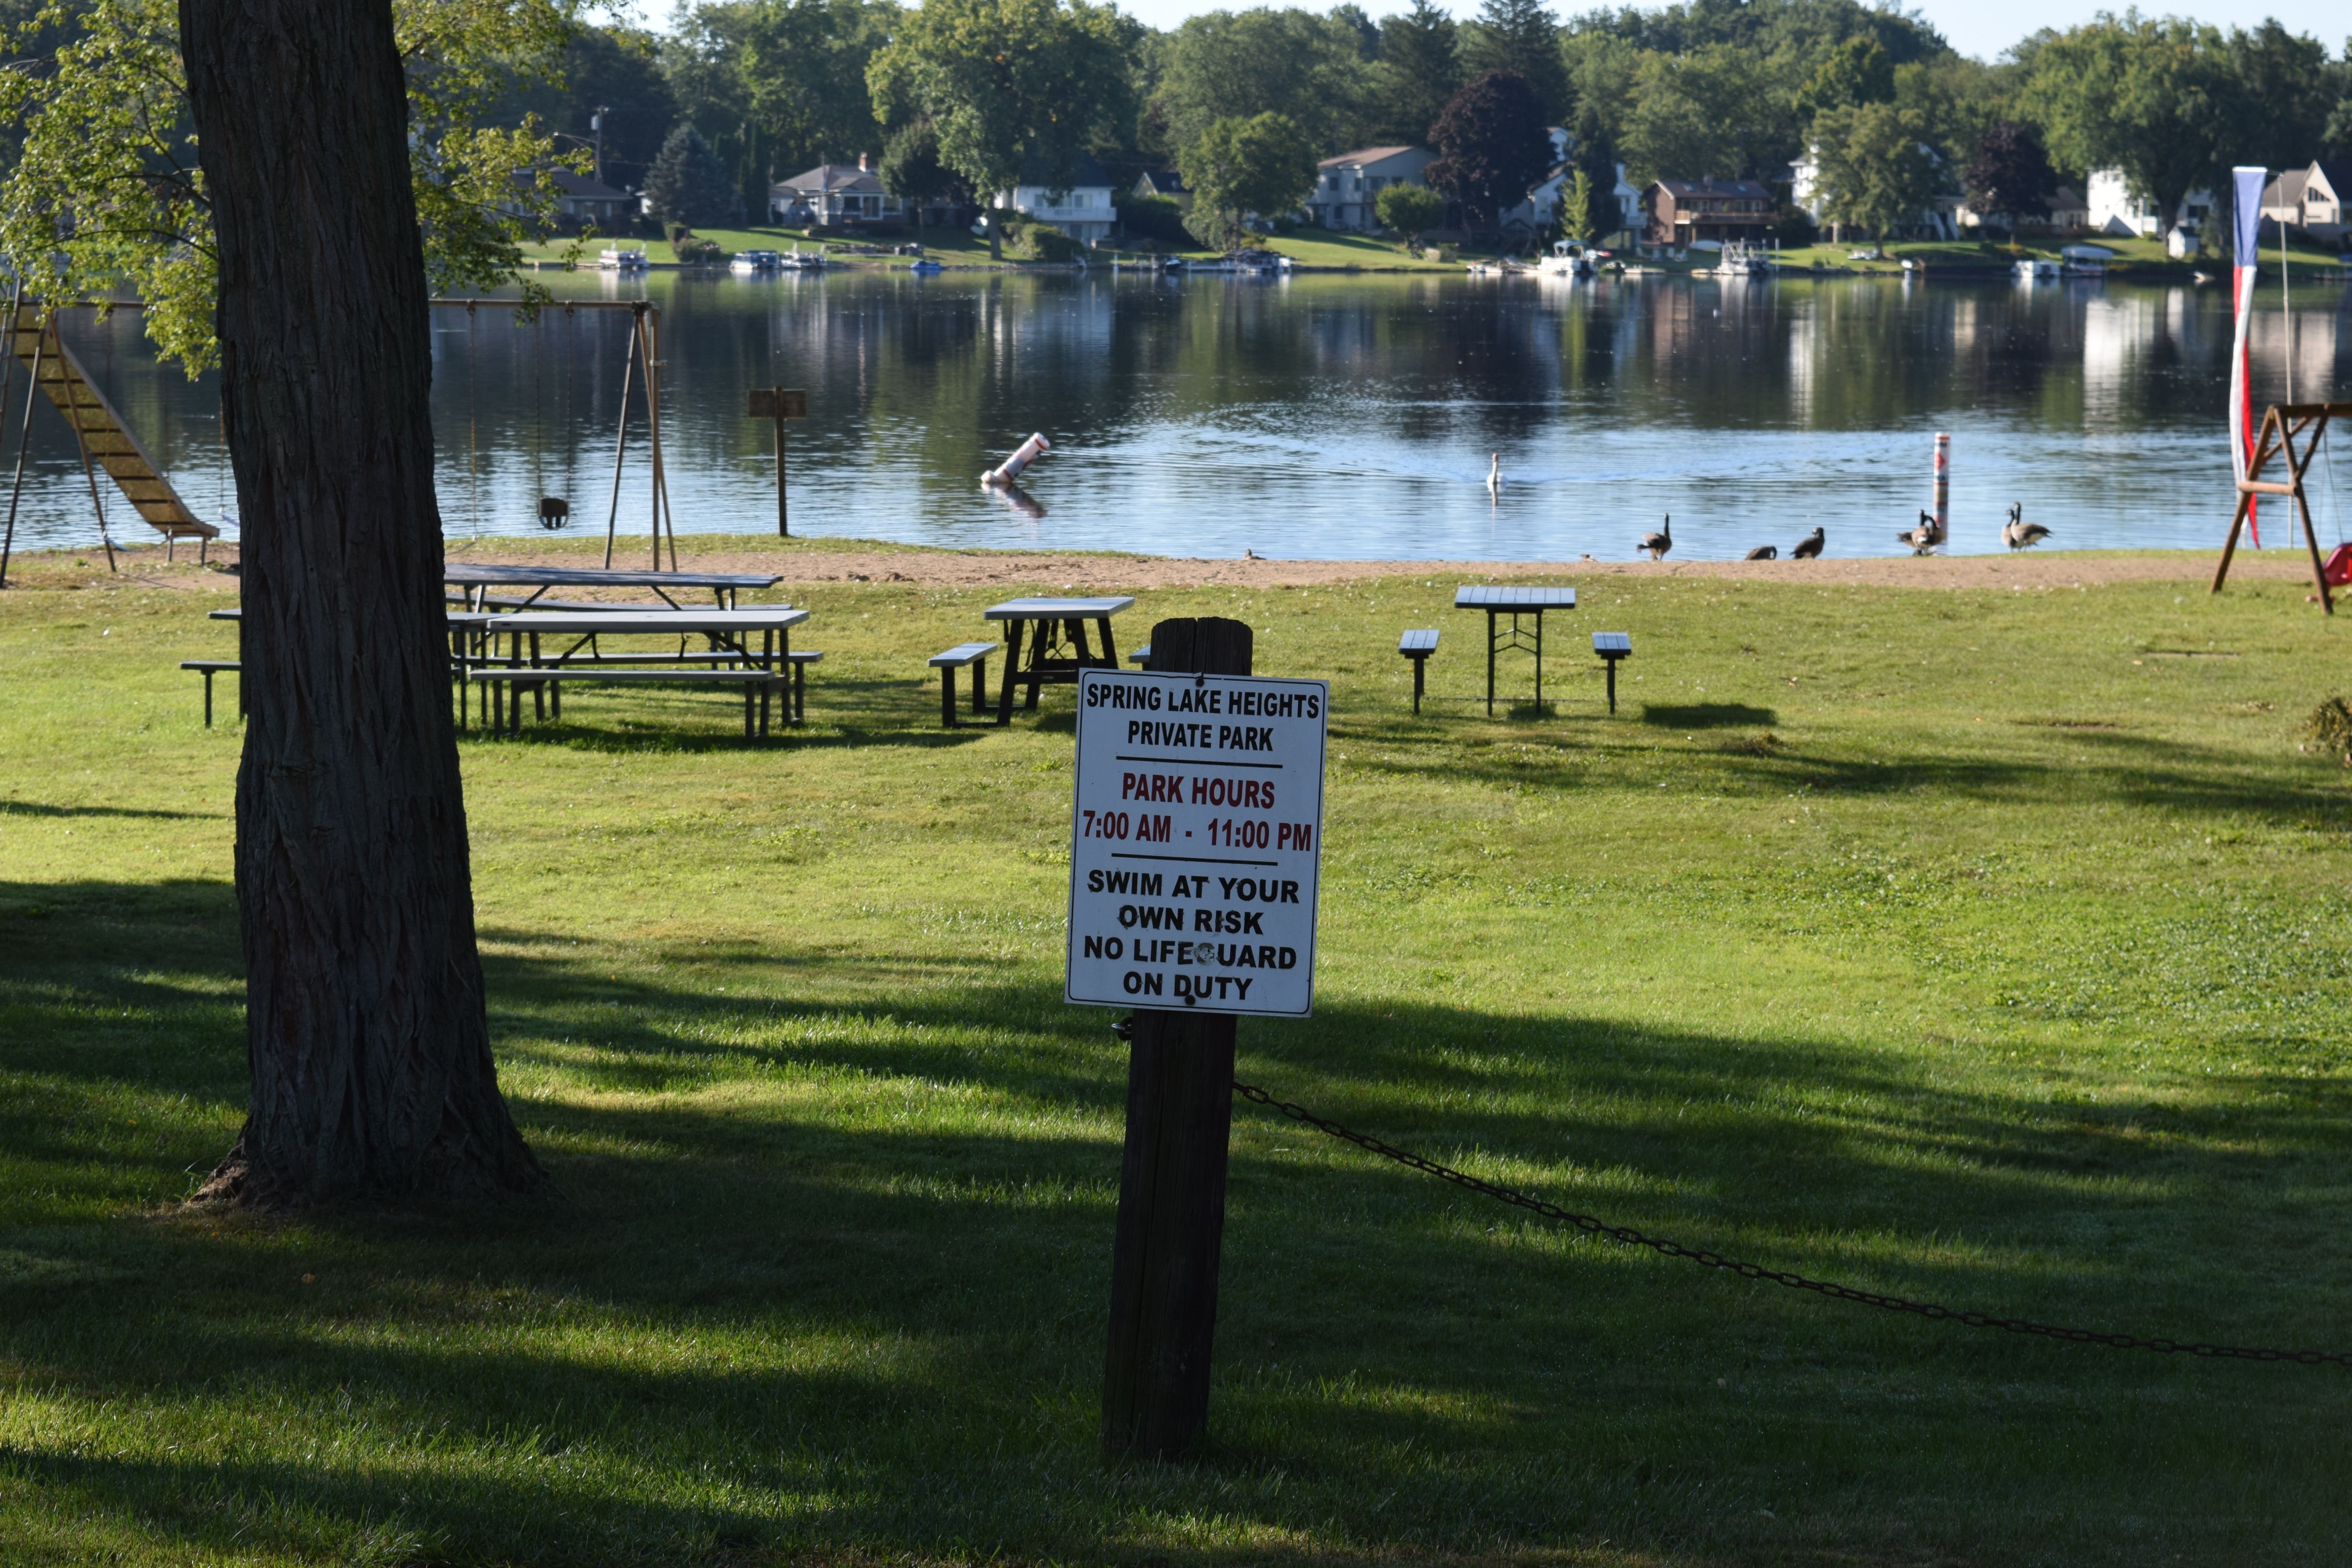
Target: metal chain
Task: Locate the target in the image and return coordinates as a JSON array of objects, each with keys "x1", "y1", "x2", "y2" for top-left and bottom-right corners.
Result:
[{"x1": 1231, "y1": 1080, "x2": 2352, "y2": 1368}]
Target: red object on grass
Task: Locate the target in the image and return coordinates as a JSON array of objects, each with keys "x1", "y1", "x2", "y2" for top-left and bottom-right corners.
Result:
[{"x1": 2323, "y1": 544, "x2": 2352, "y2": 586}]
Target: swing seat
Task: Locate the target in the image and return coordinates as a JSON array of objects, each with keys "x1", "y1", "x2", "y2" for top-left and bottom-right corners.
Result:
[
  {"x1": 539, "y1": 497, "x2": 570, "y2": 530},
  {"x1": 2324, "y1": 544, "x2": 2352, "y2": 586}
]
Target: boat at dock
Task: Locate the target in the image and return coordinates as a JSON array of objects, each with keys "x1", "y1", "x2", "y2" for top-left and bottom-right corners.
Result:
[
  {"x1": 597, "y1": 248, "x2": 649, "y2": 271},
  {"x1": 1537, "y1": 240, "x2": 1595, "y2": 278},
  {"x1": 729, "y1": 250, "x2": 783, "y2": 274}
]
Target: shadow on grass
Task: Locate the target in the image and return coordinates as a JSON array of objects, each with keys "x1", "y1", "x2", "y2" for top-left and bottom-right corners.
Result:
[
  {"x1": 456, "y1": 674, "x2": 1088, "y2": 752},
  {"x1": 1641, "y1": 704, "x2": 1779, "y2": 728},
  {"x1": 0, "y1": 799, "x2": 222, "y2": 820},
  {"x1": 7, "y1": 880, "x2": 2352, "y2": 1563}
]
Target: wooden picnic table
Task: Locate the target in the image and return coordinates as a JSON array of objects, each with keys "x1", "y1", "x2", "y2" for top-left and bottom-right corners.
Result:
[
  {"x1": 445, "y1": 564, "x2": 781, "y2": 611},
  {"x1": 481, "y1": 607, "x2": 810, "y2": 737},
  {"x1": 1454, "y1": 586, "x2": 1577, "y2": 715},
  {"x1": 984, "y1": 596, "x2": 1135, "y2": 725}
]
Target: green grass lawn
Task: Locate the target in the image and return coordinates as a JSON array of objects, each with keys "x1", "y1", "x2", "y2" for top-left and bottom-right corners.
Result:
[
  {"x1": 1768, "y1": 232, "x2": 2348, "y2": 279},
  {"x1": 9, "y1": 544, "x2": 2352, "y2": 1564}
]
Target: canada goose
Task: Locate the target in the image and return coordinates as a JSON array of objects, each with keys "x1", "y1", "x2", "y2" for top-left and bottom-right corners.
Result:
[
  {"x1": 1897, "y1": 510, "x2": 1939, "y2": 554},
  {"x1": 1486, "y1": 454, "x2": 1500, "y2": 495},
  {"x1": 1745, "y1": 544, "x2": 1778, "y2": 560},
  {"x1": 2002, "y1": 502, "x2": 2051, "y2": 550},
  {"x1": 1638, "y1": 515, "x2": 1673, "y2": 560},
  {"x1": 1791, "y1": 527, "x2": 1825, "y2": 559}
]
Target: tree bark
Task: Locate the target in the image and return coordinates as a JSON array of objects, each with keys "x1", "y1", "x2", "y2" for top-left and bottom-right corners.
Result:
[{"x1": 181, "y1": 0, "x2": 543, "y2": 1207}]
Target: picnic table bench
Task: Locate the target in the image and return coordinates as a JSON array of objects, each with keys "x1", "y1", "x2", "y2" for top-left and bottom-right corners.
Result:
[
  {"x1": 1397, "y1": 629, "x2": 1439, "y2": 713},
  {"x1": 1593, "y1": 632, "x2": 1632, "y2": 713},
  {"x1": 929, "y1": 642, "x2": 997, "y2": 727},
  {"x1": 477, "y1": 608, "x2": 810, "y2": 739},
  {"x1": 1454, "y1": 586, "x2": 1576, "y2": 715},
  {"x1": 983, "y1": 596, "x2": 1134, "y2": 724}
]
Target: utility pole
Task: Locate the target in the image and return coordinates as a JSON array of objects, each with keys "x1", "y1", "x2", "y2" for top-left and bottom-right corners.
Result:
[{"x1": 591, "y1": 106, "x2": 609, "y2": 187}]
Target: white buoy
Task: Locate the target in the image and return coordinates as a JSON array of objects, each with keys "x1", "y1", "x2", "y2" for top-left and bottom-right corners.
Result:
[
  {"x1": 984, "y1": 432, "x2": 1052, "y2": 486},
  {"x1": 1931, "y1": 432, "x2": 1951, "y2": 547}
]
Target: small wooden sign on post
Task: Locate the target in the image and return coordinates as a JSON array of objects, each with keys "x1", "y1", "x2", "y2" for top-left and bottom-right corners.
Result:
[
  {"x1": 746, "y1": 387, "x2": 808, "y2": 537},
  {"x1": 1067, "y1": 617, "x2": 1330, "y2": 1461}
]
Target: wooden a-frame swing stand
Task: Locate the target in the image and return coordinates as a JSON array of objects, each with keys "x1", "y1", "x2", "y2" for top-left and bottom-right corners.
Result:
[{"x1": 2212, "y1": 401, "x2": 2352, "y2": 614}]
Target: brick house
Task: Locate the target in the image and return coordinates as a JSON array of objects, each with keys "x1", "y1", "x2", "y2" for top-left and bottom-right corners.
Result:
[{"x1": 1644, "y1": 177, "x2": 1773, "y2": 246}]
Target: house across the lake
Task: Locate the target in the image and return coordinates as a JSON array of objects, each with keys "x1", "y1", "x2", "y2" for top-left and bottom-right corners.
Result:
[
  {"x1": 770, "y1": 157, "x2": 900, "y2": 226},
  {"x1": 1310, "y1": 146, "x2": 1435, "y2": 232},
  {"x1": 1504, "y1": 129, "x2": 1643, "y2": 243},
  {"x1": 1644, "y1": 177, "x2": 1773, "y2": 246},
  {"x1": 994, "y1": 153, "x2": 1118, "y2": 245},
  {"x1": 1132, "y1": 169, "x2": 1191, "y2": 205},
  {"x1": 2261, "y1": 161, "x2": 2352, "y2": 246},
  {"x1": 2087, "y1": 168, "x2": 2215, "y2": 246}
]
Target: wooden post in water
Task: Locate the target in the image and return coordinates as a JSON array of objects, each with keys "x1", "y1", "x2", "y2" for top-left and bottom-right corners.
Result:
[
  {"x1": 1102, "y1": 615, "x2": 1252, "y2": 1463},
  {"x1": 746, "y1": 387, "x2": 808, "y2": 537}
]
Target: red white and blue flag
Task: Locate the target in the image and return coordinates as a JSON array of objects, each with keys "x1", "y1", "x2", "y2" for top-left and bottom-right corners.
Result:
[{"x1": 2230, "y1": 165, "x2": 2267, "y2": 544}]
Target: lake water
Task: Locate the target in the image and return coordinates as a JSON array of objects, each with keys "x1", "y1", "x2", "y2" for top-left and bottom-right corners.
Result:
[{"x1": 7, "y1": 268, "x2": 2348, "y2": 563}]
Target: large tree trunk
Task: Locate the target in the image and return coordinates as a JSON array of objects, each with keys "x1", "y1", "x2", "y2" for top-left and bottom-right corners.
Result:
[{"x1": 182, "y1": 0, "x2": 543, "y2": 1207}]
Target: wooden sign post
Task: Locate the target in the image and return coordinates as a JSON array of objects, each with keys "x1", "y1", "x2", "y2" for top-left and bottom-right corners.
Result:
[
  {"x1": 746, "y1": 387, "x2": 808, "y2": 537},
  {"x1": 1069, "y1": 616, "x2": 1330, "y2": 1461}
]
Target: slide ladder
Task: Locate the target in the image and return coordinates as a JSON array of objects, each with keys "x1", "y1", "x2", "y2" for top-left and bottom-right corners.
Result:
[{"x1": 7, "y1": 305, "x2": 217, "y2": 557}]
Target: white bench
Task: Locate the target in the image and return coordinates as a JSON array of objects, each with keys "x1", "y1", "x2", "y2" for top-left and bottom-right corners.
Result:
[{"x1": 929, "y1": 642, "x2": 996, "y2": 727}]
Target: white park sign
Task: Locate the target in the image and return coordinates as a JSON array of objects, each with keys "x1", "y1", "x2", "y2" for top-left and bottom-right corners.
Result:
[{"x1": 1066, "y1": 668, "x2": 1330, "y2": 1016}]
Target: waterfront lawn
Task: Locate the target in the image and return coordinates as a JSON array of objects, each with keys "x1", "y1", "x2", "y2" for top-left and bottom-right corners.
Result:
[
  {"x1": 8, "y1": 552, "x2": 2352, "y2": 1565},
  {"x1": 1768, "y1": 232, "x2": 2349, "y2": 279}
]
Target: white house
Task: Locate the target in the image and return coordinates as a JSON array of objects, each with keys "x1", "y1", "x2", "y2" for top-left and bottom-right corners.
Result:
[
  {"x1": 993, "y1": 153, "x2": 1118, "y2": 245},
  {"x1": 1504, "y1": 129, "x2": 1642, "y2": 242},
  {"x1": 1310, "y1": 146, "x2": 1435, "y2": 232},
  {"x1": 2087, "y1": 167, "x2": 2215, "y2": 245},
  {"x1": 770, "y1": 158, "x2": 900, "y2": 225}
]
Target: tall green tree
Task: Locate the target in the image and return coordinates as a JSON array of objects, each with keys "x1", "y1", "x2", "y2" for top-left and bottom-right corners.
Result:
[
  {"x1": 880, "y1": 116, "x2": 962, "y2": 233},
  {"x1": 1811, "y1": 99, "x2": 1936, "y2": 254},
  {"x1": 1621, "y1": 44, "x2": 1773, "y2": 183},
  {"x1": 1558, "y1": 167, "x2": 1594, "y2": 240},
  {"x1": 1426, "y1": 69, "x2": 1552, "y2": 232},
  {"x1": 178, "y1": 0, "x2": 544, "y2": 1207},
  {"x1": 1793, "y1": 34, "x2": 1892, "y2": 123},
  {"x1": 644, "y1": 122, "x2": 738, "y2": 225},
  {"x1": 1372, "y1": 0, "x2": 1462, "y2": 145},
  {"x1": 1177, "y1": 110, "x2": 1316, "y2": 249},
  {"x1": 739, "y1": 0, "x2": 895, "y2": 166},
  {"x1": 0, "y1": 0, "x2": 579, "y2": 372},
  {"x1": 1463, "y1": 0, "x2": 1566, "y2": 123},
  {"x1": 483, "y1": 24, "x2": 676, "y2": 192},
  {"x1": 867, "y1": 0, "x2": 1136, "y2": 258},
  {"x1": 2017, "y1": 14, "x2": 2231, "y2": 234},
  {"x1": 1147, "y1": 9, "x2": 1372, "y2": 159},
  {"x1": 1960, "y1": 119, "x2": 2056, "y2": 230},
  {"x1": 2215, "y1": 20, "x2": 2338, "y2": 178},
  {"x1": 1568, "y1": 104, "x2": 1622, "y2": 236}
]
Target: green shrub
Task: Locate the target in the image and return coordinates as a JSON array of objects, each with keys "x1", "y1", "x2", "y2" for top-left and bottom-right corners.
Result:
[
  {"x1": 1115, "y1": 192, "x2": 1187, "y2": 245},
  {"x1": 669, "y1": 232, "x2": 722, "y2": 265},
  {"x1": 1013, "y1": 223, "x2": 1083, "y2": 263}
]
